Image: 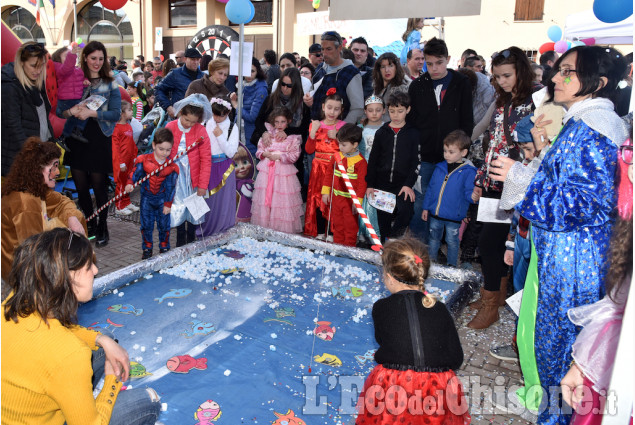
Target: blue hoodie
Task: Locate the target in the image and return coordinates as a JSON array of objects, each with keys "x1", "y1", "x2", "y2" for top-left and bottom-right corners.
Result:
[{"x1": 422, "y1": 159, "x2": 477, "y2": 222}]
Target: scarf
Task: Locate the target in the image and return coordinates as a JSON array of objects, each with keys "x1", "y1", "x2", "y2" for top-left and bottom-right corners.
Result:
[{"x1": 563, "y1": 97, "x2": 628, "y2": 146}]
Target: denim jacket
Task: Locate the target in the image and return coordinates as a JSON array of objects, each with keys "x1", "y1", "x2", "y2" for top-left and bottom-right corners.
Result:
[{"x1": 89, "y1": 79, "x2": 121, "y2": 137}]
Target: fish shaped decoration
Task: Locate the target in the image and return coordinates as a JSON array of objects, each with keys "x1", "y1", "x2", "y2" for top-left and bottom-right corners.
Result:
[
  {"x1": 313, "y1": 353, "x2": 342, "y2": 367},
  {"x1": 107, "y1": 304, "x2": 143, "y2": 316},
  {"x1": 130, "y1": 361, "x2": 152, "y2": 378},
  {"x1": 166, "y1": 354, "x2": 208, "y2": 374},
  {"x1": 154, "y1": 288, "x2": 192, "y2": 303},
  {"x1": 314, "y1": 321, "x2": 336, "y2": 341},
  {"x1": 354, "y1": 349, "x2": 377, "y2": 365},
  {"x1": 195, "y1": 399, "x2": 222, "y2": 424},
  {"x1": 182, "y1": 320, "x2": 216, "y2": 338},
  {"x1": 331, "y1": 286, "x2": 363, "y2": 298}
]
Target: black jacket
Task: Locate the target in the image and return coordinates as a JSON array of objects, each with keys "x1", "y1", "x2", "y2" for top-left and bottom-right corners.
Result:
[
  {"x1": 407, "y1": 69, "x2": 473, "y2": 163},
  {"x1": 1, "y1": 62, "x2": 54, "y2": 176},
  {"x1": 250, "y1": 95, "x2": 311, "y2": 146},
  {"x1": 366, "y1": 122, "x2": 419, "y2": 193}
]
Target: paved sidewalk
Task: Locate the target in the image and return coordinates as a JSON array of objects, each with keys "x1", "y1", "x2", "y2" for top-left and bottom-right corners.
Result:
[{"x1": 96, "y1": 209, "x2": 530, "y2": 425}]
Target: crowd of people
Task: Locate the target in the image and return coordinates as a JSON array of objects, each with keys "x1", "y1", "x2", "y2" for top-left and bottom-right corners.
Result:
[{"x1": 1, "y1": 21, "x2": 633, "y2": 425}]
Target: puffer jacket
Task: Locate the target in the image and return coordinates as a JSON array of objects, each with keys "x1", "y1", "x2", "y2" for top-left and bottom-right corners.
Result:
[
  {"x1": 55, "y1": 52, "x2": 86, "y2": 100},
  {"x1": 240, "y1": 79, "x2": 268, "y2": 145},
  {"x1": 1, "y1": 62, "x2": 54, "y2": 176}
]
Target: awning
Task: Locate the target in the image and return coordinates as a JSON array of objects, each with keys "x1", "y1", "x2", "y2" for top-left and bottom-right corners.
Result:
[
  {"x1": 564, "y1": 9, "x2": 633, "y2": 45},
  {"x1": 329, "y1": 0, "x2": 481, "y2": 20}
]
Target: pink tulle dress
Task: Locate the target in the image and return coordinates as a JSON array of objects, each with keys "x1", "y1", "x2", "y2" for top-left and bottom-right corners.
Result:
[{"x1": 250, "y1": 123, "x2": 303, "y2": 233}]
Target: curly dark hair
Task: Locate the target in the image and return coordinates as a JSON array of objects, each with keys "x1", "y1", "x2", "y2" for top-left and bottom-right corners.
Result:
[
  {"x1": 2, "y1": 138, "x2": 61, "y2": 199},
  {"x1": 268, "y1": 106, "x2": 293, "y2": 125},
  {"x1": 605, "y1": 217, "x2": 633, "y2": 302},
  {"x1": 4, "y1": 228, "x2": 96, "y2": 327},
  {"x1": 373, "y1": 52, "x2": 406, "y2": 96},
  {"x1": 491, "y1": 46, "x2": 535, "y2": 108}
]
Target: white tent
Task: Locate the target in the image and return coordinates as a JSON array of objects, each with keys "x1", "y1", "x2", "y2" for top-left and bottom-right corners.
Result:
[
  {"x1": 329, "y1": 0, "x2": 481, "y2": 20},
  {"x1": 563, "y1": 10, "x2": 633, "y2": 45}
]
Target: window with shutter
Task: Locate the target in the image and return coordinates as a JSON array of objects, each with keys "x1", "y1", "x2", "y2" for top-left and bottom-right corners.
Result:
[{"x1": 515, "y1": 0, "x2": 545, "y2": 21}]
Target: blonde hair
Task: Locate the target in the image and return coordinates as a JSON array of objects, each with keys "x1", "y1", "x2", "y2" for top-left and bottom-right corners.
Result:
[
  {"x1": 14, "y1": 42, "x2": 48, "y2": 90},
  {"x1": 381, "y1": 236, "x2": 436, "y2": 308},
  {"x1": 402, "y1": 18, "x2": 423, "y2": 42},
  {"x1": 208, "y1": 58, "x2": 230, "y2": 75}
]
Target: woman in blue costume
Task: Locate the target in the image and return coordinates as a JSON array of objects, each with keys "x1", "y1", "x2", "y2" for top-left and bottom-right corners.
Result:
[{"x1": 514, "y1": 46, "x2": 628, "y2": 425}]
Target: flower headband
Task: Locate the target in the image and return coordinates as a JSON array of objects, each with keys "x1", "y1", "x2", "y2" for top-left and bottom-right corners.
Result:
[
  {"x1": 326, "y1": 87, "x2": 337, "y2": 96},
  {"x1": 210, "y1": 97, "x2": 232, "y2": 111},
  {"x1": 365, "y1": 94, "x2": 384, "y2": 107}
]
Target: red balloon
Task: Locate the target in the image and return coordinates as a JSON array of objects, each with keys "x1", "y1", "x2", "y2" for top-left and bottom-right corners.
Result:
[
  {"x1": 100, "y1": 0, "x2": 128, "y2": 10},
  {"x1": 119, "y1": 86, "x2": 132, "y2": 103},
  {"x1": 539, "y1": 42, "x2": 555, "y2": 54},
  {"x1": 160, "y1": 54, "x2": 164, "y2": 61}
]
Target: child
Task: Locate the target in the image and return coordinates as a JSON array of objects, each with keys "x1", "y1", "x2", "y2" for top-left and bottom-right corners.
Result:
[
  {"x1": 127, "y1": 81, "x2": 146, "y2": 121},
  {"x1": 165, "y1": 93, "x2": 212, "y2": 247},
  {"x1": 112, "y1": 101, "x2": 139, "y2": 216},
  {"x1": 355, "y1": 237, "x2": 470, "y2": 425},
  {"x1": 365, "y1": 92, "x2": 419, "y2": 243},
  {"x1": 251, "y1": 107, "x2": 303, "y2": 233},
  {"x1": 233, "y1": 144, "x2": 255, "y2": 223},
  {"x1": 358, "y1": 95, "x2": 385, "y2": 243},
  {"x1": 126, "y1": 128, "x2": 179, "y2": 259},
  {"x1": 421, "y1": 130, "x2": 477, "y2": 267},
  {"x1": 52, "y1": 44, "x2": 90, "y2": 144},
  {"x1": 400, "y1": 18, "x2": 424, "y2": 65},
  {"x1": 199, "y1": 97, "x2": 239, "y2": 237},
  {"x1": 304, "y1": 88, "x2": 346, "y2": 239},
  {"x1": 321, "y1": 124, "x2": 367, "y2": 246}
]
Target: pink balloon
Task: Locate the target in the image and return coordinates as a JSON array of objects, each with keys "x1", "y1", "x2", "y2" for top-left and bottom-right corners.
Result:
[
  {"x1": 217, "y1": 0, "x2": 229, "y2": 3},
  {"x1": 554, "y1": 40, "x2": 568, "y2": 53},
  {"x1": 582, "y1": 38, "x2": 596, "y2": 46}
]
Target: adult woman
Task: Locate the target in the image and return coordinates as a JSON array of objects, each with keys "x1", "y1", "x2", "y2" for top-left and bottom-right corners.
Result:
[
  {"x1": 469, "y1": 46, "x2": 539, "y2": 329},
  {"x1": 162, "y1": 58, "x2": 176, "y2": 77},
  {"x1": 300, "y1": 62, "x2": 315, "y2": 81},
  {"x1": 62, "y1": 41, "x2": 121, "y2": 248},
  {"x1": 1, "y1": 138, "x2": 86, "y2": 281},
  {"x1": 252, "y1": 67, "x2": 311, "y2": 196},
  {"x1": 232, "y1": 57, "x2": 268, "y2": 157},
  {"x1": 2, "y1": 228, "x2": 161, "y2": 424},
  {"x1": 372, "y1": 52, "x2": 411, "y2": 122},
  {"x1": 272, "y1": 53, "x2": 312, "y2": 94},
  {"x1": 185, "y1": 58, "x2": 230, "y2": 101},
  {"x1": 514, "y1": 46, "x2": 627, "y2": 425},
  {"x1": 1, "y1": 42, "x2": 54, "y2": 176}
]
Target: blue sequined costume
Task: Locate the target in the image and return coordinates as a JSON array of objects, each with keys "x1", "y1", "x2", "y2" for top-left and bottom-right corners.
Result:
[{"x1": 518, "y1": 115, "x2": 618, "y2": 425}]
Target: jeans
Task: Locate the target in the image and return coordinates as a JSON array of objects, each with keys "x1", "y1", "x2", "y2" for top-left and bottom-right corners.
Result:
[
  {"x1": 410, "y1": 161, "x2": 436, "y2": 243},
  {"x1": 428, "y1": 216, "x2": 461, "y2": 267},
  {"x1": 57, "y1": 99, "x2": 88, "y2": 138},
  {"x1": 512, "y1": 234, "x2": 531, "y2": 293},
  {"x1": 91, "y1": 348, "x2": 162, "y2": 425}
]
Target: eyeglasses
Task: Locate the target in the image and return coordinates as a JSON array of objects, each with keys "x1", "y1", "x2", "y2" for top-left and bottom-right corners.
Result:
[
  {"x1": 620, "y1": 145, "x2": 633, "y2": 165},
  {"x1": 300, "y1": 70, "x2": 312, "y2": 76},
  {"x1": 556, "y1": 67, "x2": 578, "y2": 78},
  {"x1": 279, "y1": 81, "x2": 293, "y2": 88}
]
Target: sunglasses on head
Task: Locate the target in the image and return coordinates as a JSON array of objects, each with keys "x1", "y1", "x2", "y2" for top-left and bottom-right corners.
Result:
[
  {"x1": 321, "y1": 31, "x2": 342, "y2": 44},
  {"x1": 279, "y1": 81, "x2": 293, "y2": 88}
]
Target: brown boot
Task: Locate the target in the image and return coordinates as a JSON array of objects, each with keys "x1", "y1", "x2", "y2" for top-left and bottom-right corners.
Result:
[
  {"x1": 467, "y1": 289, "x2": 500, "y2": 329},
  {"x1": 468, "y1": 287, "x2": 484, "y2": 309},
  {"x1": 498, "y1": 276, "x2": 509, "y2": 306}
]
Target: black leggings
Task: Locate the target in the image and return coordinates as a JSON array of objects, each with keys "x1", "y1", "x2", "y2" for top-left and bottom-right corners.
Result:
[
  {"x1": 72, "y1": 168, "x2": 109, "y2": 223},
  {"x1": 478, "y1": 221, "x2": 510, "y2": 291}
]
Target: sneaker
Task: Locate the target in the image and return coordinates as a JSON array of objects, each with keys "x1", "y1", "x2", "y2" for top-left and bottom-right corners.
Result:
[
  {"x1": 127, "y1": 203, "x2": 140, "y2": 212},
  {"x1": 159, "y1": 247, "x2": 170, "y2": 254},
  {"x1": 116, "y1": 206, "x2": 133, "y2": 216},
  {"x1": 489, "y1": 344, "x2": 519, "y2": 362},
  {"x1": 315, "y1": 233, "x2": 325, "y2": 241},
  {"x1": 491, "y1": 390, "x2": 538, "y2": 423},
  {"x1": 325, "y1": 234, "x2": 334, "y2": 242},
  {"x1": 142, "y1": 250, "x2": 152, "y2": 260}
]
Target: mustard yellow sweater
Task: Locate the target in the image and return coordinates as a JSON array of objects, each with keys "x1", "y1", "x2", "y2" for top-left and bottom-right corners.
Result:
[{"x1": 1, "y1": 309, "x2": 122, "y2": 424}]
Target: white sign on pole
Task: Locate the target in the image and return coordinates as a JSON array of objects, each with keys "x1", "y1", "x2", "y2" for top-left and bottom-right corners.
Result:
[
  {"x1": 155, "y1": 27, "x2": 163, "y2": 51},
  {"x1": 229, "y1": 41, "x2": 254, "y2": 76}
]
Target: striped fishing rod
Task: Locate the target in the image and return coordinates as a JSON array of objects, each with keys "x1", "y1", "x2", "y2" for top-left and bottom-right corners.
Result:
[{"x1": 86, "y1": 137, "x2": 203, "y2": 222}]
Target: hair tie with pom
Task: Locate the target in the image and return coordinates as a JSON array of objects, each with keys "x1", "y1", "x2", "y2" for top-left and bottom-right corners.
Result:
[
  {"x1": 326, "y1": 87, "x2": 337, "y2": 96},
  {"x1": 414, "y1": 255, "x2": 423, "y2": 264}
]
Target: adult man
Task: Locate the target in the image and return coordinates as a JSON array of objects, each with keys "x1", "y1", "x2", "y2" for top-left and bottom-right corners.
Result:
[
  {"x1": 174, "y1": 50, "x2": 185, "y2": 67},
  {"x1": 463, "y1": 55, "x2": 496, "y2": 125},
  {"x1": 407, "y1": 37, "x2": 473, "y2": 242},
  {"x1": 263, "y1": 49, "x2": 279, "y2": 92},
  {"x1": 349, "y1": 37, "x2": 374, "y2": 99},
  {"x1": 459, "y1": 48, "x2": 477, "y2": 68},
  {"x1": 539, "y1": 50, "x2": 558, "y2": 86},
  {"x1": 308, "y1": 43, "x2": 323, "y2": 69},
  {"x1": 405, "y1": 49, "x2": 425, "y2": 80},
  {"x1": 155, "y1": 48, "x2": 203, "y2": 119},
  {"x1": 304, "y1": 31, "x2": 364, "y2": 124}
]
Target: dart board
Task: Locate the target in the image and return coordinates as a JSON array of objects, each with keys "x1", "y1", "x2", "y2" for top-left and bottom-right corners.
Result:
[{"x1": 187, "y1": 25, "x2": 239, "y2": 59}]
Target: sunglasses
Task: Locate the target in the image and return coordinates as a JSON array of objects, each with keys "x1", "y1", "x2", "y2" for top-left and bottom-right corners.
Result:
[
  {"x1": 311, "y1": 52, "x2": 322, "y2": 57},
  {"x1": 25, "y1": 43, "x2": 45, "y2": 53},
  {"x1": 279, "y1": 81, "x2": 293, "y2": 88},
  {"x1": 321, "y1": 31, "x2": 342, "y2": 44}
]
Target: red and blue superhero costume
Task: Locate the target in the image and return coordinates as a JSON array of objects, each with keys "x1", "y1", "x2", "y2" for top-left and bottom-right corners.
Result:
[{"x1": 128, "y1": 153, "x2": 179, "y2": 252}]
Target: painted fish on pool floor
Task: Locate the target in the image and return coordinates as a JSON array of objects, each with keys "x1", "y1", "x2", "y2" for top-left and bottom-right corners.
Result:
[
  {"x1": 313, "y1": 353, "x2": 342, "y2": 367},
  {"x1": 183, "y1": 320, "x2": 216, "y2": 337},
  {"x1": 130, "y1": 361, "x2": 152, "y2": 378},
  {"x1": 314, "y1": 321, "x2": 336, "y2": 341},
  {"x1": 107, "y1": 304, "x2": 143, "y2": 316},
  {"x1": 195, "y1": 399, "x2": 222, "y2": 424},
  {"x1": 166, "y1": 355, "x2": 208, "y2": 373},
  {"x1": 331, "y1": 286, "x2": 363, "y2": 298},
  {"x1": 154, "y1": 288, "x2": 192, "y2": 303}
]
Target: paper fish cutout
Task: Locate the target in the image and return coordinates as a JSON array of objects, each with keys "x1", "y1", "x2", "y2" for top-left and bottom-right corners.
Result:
[
  {"x1": 195, "y1": 399, "x2": 222, "y2": 424},
  {"x1": 107, "y1": 304, "x2": 143, "y2": 316},
  {"x1": 87, "y1": 318, "x2": 123, "y2": 331},
  {"x1": 355, "y1": 349, "x2": 377, "y2": 365},
  {"x1": 264, "y1": 307, "x2": 295, "y2": 325},
  {"x1": 314, "y1": 321, "x2": 336, "y2": 341},
  {"x1": 166, "y1": 355, "x2": 208, "y2": 373},
  {"x1": 220, "y1": 267, "x2": 243, "y2": 274},
  {"x1": 331, "y1": 286, "x2": 363, "y2": 298},
  {"x1": 313, "y1": 353, "x2": 342, "y2": 367},
  {"x1": 183, "y1": 320, "x2": 216, "y2": 338},
  {"x1": 130, "y1": 361, "x2": 152, "y2": 378},
  {"x1": 154, "y1": 288, "x2": 192, "y2": 303},
  {"x1": 221, "y1": 249, "x2": 245, "y2": 259},
  {"x1": 272, "y1": 409, "x2": 306, "y2": 425}
]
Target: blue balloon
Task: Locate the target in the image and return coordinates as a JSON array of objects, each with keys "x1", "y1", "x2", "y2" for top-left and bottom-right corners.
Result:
[
  {"x1": 225, "y1": 0, "x2": 252, "y2": 24},
  {"x1": 593, "y1": 0, "x2": 633, "y2": 23},
  {"x1": 547, "y1": 25, "x2": 562, "y2": 42},
  {"x1": 246, "y1": 1, "x2": 255, "y2": 23},
  {"x1": 572, "y1": 40, "x2": 585, "y2": 47}
]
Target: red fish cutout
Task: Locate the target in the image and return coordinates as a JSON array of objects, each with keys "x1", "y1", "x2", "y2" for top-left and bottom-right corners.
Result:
[{"x1": 166, "y1": 355, "x2": 208, "y2": 373}]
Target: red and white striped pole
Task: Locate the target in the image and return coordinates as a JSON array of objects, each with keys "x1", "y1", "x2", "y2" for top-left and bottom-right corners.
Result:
[
  {"x1": 86, "y1": 137, "x2": 203, "y2": 222},
  {"x1": 334, "y1": 158, "x2": 382, "y2": 252}
]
